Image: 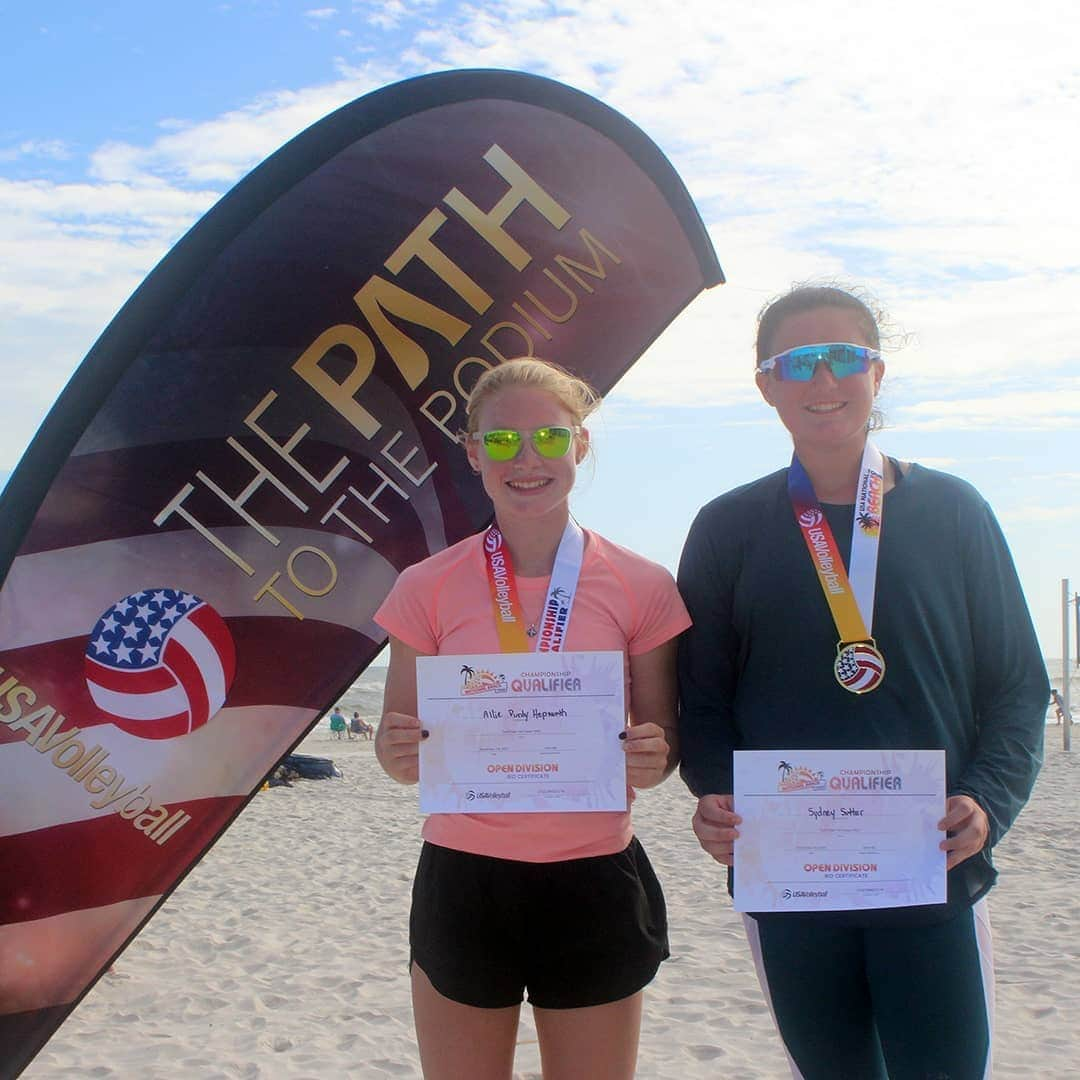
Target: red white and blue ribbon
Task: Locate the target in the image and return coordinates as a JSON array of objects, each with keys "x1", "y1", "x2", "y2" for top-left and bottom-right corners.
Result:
[
  {"x1": 788, "y1": 442, "x2": 886, "y2": 694},
  {"x1": 482, "y1": 520, "x2": 584, "y2": 653}
]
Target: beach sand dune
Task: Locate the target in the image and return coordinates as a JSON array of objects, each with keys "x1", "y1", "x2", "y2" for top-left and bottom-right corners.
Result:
[{"x1": 21, "y1": 737, "x2": 1080, "y2": 1078}]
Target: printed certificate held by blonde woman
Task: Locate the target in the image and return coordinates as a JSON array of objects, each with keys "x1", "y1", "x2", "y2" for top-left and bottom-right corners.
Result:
[
  {"x1": 733, "y1": 749, "x2": 947, "y2": 912},
  {"x1": 416, "y1": 651, "x2": 626, "y2": 814}
]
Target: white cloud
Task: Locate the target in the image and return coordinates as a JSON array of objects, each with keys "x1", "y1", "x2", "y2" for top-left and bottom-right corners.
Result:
[
  {"x1": 911, "y1": 456, "x2": 959, "y2": 470},
  {"x1": 4, "y1": 0, "x2": 1079, "y2": 488},
  {"x1": 0, "y1": 179, "x2": 216, "y2": 319},
  {"x1": 87, "y1": 71, "x2": 396, "y2": 187},
  {"x1": 1026, "y1": 474, "x2": 1080, "y2": 485},
  {"x1": 891, "y1": 382, "x2": 1080, "y2": 432},
  {"x1": 0, "y1": 139, "x2": 71, "y2": 163},
  {"x1": 999, "y1": 503, "x2": 1080, "y2": 525},
  {"x1": 363, "y1": 0, "x2": 412, "y2": 30}
]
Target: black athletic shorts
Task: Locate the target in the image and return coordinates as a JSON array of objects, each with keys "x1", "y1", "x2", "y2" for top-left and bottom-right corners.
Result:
[{"x1": 409, "y1": 837, "x2": 669, "y2": 1009}]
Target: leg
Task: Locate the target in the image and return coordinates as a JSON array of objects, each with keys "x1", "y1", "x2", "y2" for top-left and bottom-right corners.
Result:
[
  {"x1": 411, "y1": 963, "x2": 520, "y2": 1080},
  {"x1": 866, "y1": 900, "x2": 994, "y2": 1080},
  {"x1": 744, "y1": 915, "x2": 887, "y2": 1080},
  {"x1": 533, "y1": 992, "x2": 642, "y2": 1080}
]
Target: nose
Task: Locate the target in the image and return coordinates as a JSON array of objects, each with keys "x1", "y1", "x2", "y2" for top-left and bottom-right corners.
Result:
[
  {"x1": 507, "y1": 441, "x2": 539, "y2": 467},
  {"x1": 810, "y1": 360, "x2": 840, "y2": 387},
  {"x1": 514, "y1": 434, "x2": 547, "y2": 463}
]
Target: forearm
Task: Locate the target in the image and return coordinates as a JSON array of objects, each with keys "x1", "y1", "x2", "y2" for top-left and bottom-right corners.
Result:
[
  {"x1": 677, "y1": 712, "x2": 735, "y2": 796},
  {"x1": 952, "y1": 695, "x2": 1046, "y2": 846},
  {"x1": 956, "y1": 502, "x2": 1050, "y2": 845}
]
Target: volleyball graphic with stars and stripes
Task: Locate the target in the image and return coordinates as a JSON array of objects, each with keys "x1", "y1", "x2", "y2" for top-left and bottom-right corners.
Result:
[
  {"x1": 834, "y1": 641, "x2": 885, "y2": 694},
  {"x1": 84, "y1": 588, "x2": 237, "y2": 739}
]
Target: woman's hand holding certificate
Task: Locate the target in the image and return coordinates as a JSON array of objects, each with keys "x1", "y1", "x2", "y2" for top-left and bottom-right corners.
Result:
[
  {"x1": 374, "y1": 711, "x2": 425, "y2": 784},
  {"x1": 733, "y1": 749, "x2": 947, "y2": 912},
  {"x1": 416, "y1": 651, "x2": 627, "y2": 814}
]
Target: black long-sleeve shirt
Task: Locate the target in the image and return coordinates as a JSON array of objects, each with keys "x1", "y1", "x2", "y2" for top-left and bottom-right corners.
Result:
[{"x1": 677, "y1": 463, "x2": 1048, "y2": 923}]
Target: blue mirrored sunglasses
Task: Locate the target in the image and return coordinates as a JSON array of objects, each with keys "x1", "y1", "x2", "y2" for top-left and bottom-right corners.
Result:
[{"x1": 756, "y1": 342, "x2": 881, "y2": 382}]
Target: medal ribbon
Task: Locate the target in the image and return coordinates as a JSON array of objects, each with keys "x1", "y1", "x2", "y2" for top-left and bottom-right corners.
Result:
[
  {"x1": 482, "y1": 520, "x2": 585, "y2": 653},
  {"x1": 787, "y1": 441, "x2": 885, "y2": 643}
]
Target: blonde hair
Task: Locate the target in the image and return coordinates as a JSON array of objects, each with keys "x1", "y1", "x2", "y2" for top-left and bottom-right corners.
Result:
[{"x1": 464, "y1": 358, "x2": 600, "y2": 435}]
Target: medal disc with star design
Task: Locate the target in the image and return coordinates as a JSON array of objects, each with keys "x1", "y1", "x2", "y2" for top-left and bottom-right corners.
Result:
[{"x1": 834, "y1": 640, "x2": 886, "y2": 694}]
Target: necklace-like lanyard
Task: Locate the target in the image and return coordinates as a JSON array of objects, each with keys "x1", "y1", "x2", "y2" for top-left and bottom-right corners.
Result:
[
  {"x1": 482, "y1": 520, "x2": 585, "y2": 653},
  {"x1": 788, "y1": 441, "x2": 886, "y2": 694}
]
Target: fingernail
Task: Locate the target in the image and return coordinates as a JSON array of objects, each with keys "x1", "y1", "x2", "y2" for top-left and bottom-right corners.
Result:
[
  {"x1": 618, "y1": 730, "x2": 627, "y2": 740},
  {"x1": 421, "y1": 729, "x2": 430, "y2": 739}
]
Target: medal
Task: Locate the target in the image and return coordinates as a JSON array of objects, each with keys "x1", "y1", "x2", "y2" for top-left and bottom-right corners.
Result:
[
  {"x1": 834, "y1": 640, "x2": 886, "y2": 694},
  {"x1": 789, "y1": 443, "x2": 887, "y2": 694}
]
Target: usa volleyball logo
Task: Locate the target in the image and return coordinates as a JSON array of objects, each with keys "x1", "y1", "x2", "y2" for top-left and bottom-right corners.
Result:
[
  {"x1": 834, "y1": 641, "x2": 886, "y2": 694},
  {"x1": 798, "y1": 508, "x2": 823, "y2": 528},
  {"x1": 84, "y1": 588, "x2": 237, "y2": 739}
]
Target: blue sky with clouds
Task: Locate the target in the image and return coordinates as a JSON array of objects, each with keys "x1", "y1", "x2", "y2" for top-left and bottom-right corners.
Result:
[{"x1": 2, "y1": 0, "x2": 1077, "y2": 654}]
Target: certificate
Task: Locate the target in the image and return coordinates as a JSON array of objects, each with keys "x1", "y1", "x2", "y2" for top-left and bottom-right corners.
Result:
[
  {"x1": 733, "y1": 749, "x2": 946, "y2": 912},
  {"x1": 416, "y1": 651, "x2": 626, "y2": 814}
]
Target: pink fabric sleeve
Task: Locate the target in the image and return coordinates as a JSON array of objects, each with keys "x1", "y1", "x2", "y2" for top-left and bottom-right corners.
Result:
[
  {"x1": 626, "y1": 560, "x2": 692, "y2": 656},
  {"x1": 373, "y1": 563, "x2": 439, "y2": 655}
]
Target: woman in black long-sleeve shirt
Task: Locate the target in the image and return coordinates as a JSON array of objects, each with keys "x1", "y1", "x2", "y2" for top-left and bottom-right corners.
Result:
[{"x1": 677, "y1": 284, "x2": 1048, "y2": 1080}]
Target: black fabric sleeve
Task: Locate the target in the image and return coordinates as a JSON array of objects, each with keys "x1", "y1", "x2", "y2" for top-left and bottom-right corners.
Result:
[
  {"x1": 952, "y1": 498, "x2": 1049, "y2": 848},
  {"x1": 676, "y1": 503, "x2": 742, "y2": 796}
]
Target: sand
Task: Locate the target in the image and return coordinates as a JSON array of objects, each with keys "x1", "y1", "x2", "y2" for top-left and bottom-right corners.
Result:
[{"x1": 20, "y1": 735, "x2": 1080, "y2": 1079}]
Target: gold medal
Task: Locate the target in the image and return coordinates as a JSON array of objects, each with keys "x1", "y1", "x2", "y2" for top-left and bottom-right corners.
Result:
[{"x1": 834, "y1": 639, "x2": 886, "y2": 694}]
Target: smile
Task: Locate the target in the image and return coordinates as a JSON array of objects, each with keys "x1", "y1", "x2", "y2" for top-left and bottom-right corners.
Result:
[
  {"x1": 507, "y1": 478, "x2": 552, "y2": 490},
  {"x1": 806, "y1": 402, "x2": 846, "y2": 414}
]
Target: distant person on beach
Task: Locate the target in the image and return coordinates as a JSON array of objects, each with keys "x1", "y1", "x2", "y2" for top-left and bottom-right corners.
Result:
[
  {"x1": 1050, "y1": 688, "x2": 1069, "y2": 724},
  {"x1": 351, "y1": 711, "x2": 374, "y2": 739},
  {"x1": 329, "y1": 707, "x2": 347, "y2": 739},
  {"x1": 677, "y1": 284, "x2": 1049, "y2": 1080},
  {"x1": 374, "y1": 358, "x2": 689, "y2": 1080}
]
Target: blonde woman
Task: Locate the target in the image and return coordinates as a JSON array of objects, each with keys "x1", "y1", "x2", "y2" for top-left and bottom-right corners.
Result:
[{"x1": 375, "y1": 358, "x2": 689, "y2": 1080}]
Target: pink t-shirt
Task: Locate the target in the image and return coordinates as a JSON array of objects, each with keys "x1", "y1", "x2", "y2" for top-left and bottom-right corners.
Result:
[{"x1": 374, "y1": 528, "x2": 691, "y2": 862}]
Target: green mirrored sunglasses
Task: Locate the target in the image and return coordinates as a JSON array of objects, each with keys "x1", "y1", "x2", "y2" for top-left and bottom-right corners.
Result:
[{"x1": 473, "y1": 426, "x2": 579, "y2": 462}]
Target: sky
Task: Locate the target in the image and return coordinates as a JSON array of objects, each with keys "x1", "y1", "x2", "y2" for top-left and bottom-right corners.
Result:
[{"x1": 2, "y1": 0, "x2": 1078, "y2": 658}]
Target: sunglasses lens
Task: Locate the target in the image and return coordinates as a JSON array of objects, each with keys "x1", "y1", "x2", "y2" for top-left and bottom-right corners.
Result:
[
  {"x1": 826, "y1": 345, "x2": 870, "y2": 378},
  {"x1": 783, "y1": 352, "x2": 819, "y2": 381},
  {"x1": 775, "y1": 345, "x2": 872, "y2": 381},
  {"x1": 482, "y1": 430, "x2": 522, "y2": 461},
  {"x1": 532, "y1": 427, "x2": 573, "y2": 458}
]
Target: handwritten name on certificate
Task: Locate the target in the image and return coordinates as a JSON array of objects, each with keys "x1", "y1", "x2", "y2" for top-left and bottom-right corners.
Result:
[
  {"x1": 416, "y1": 651, "x2": 626, "y2": 814},
  {"x1": 733, "y1": 749, "x2": 946, "y2": 913}
]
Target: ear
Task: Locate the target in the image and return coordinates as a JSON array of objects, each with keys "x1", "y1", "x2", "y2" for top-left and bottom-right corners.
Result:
[
  {"x1": 756, "y1": 372, "x2": 778, "y2": 408},
  {"x1": 575, "y1": 426, "x2": 590, "y2": 464}
]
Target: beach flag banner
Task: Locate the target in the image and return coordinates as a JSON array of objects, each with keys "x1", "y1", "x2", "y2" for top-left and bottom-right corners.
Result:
[{"x1": 0, "y1": 69, "x2": 722, "y2": 1074}]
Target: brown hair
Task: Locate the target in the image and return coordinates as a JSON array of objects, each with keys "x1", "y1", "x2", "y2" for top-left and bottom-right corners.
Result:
[
  {"x1": 464, "y1": 358, "x2": 600, "y2": 435},
  {"x1": 755, "y1": 283, "x2": 883, "y2": 364}
]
